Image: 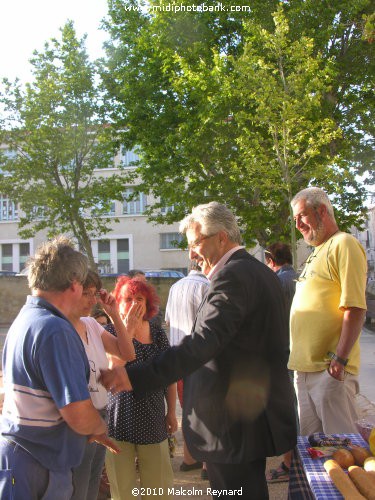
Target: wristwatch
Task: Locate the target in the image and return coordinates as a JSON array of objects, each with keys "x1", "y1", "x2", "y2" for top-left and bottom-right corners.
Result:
[{"x1": 327, "y1": 351, "x2": 348, "y2": 366}]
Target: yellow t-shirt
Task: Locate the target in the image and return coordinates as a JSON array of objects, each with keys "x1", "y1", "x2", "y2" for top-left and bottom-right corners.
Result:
[{"x1": 288, "y1": 232, "x2": 367, "y2": 375}]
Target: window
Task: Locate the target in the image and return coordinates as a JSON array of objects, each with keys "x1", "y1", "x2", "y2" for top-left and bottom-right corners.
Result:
[
  {"x1": 94, "y1": 238, "x2": 130, "y2": 274},
  {"x1": 160, "y1": 204, "x2": 175, "y2": 214},
  {"x1": 0, "y1": 149, "x2": 16, "y2": 174},
  {"x1": 1, "y1": 244, "x2": 13, "y2": 271},
  {"x1": 123, "y1": 188, "x2": 147, "y2": 215},
  {"x1": 98, "y1": 240, "x2": 111, "y2": 274},
  {"x1": 31, "y1": 205, "x2": 46, "y2": 220},
  {"x1": 92, "y1": 201, "x2": 115, "y2": 216},
  {"x1": 117, "y1": 239, "x2": 129, "y2": 274},
  {"x1": 0, "y1": 194, "x2": 18, "y2": 221},
  {"x1": 160, "y1": 232, "x2": 184, "y2": 250},
  {"x1": 19, "y1": 243, "x2": 30, "y2": 271},
  {"x1": 120, "y1": 148, "x2": 139, "y2": 167}
]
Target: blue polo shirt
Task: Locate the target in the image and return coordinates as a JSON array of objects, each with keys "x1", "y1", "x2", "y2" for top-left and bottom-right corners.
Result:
[{"x1": 1, "y1": 296, "x2": 90, "y2": 471}]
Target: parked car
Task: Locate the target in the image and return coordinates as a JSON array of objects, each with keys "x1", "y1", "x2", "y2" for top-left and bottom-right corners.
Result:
[
  {"x1": 144, "y1": 270, "x2": 185, "y2": 278},
  {"x1": 99, "y1": 270, "x2": 185, "y2": 279},
  {"x1": 98, "y1": 273, "x2": 124, "y2": 278},
  {"x1": 15, "y1": 268, "x2": 29, "y2": 277},
  {"x1": 0, "y1": 270, "x2": 17, "y2": 276}
]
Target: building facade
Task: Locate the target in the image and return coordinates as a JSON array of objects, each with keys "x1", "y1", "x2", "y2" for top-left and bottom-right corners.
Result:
[{"x1": 0, "y1": 148, "x2": 190, "y2": 275}]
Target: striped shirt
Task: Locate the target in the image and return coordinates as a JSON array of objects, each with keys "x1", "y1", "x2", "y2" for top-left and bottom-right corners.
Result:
[
  {"x1": 165, "y1": 270, "x2": 209, "y2": 346},
  {"x1": 1, "y1": 296, "x2": 90, "y2": 471}
]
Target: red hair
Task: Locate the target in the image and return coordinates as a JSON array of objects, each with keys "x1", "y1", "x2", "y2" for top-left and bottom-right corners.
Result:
[{"x1": 113, "y1": 276, "x2": 160, "y2": 321}]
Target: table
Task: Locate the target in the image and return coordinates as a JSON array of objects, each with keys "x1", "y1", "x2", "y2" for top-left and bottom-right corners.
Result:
[{"x1": 296, "y1": 433, "x2": 369, "y2": 499}]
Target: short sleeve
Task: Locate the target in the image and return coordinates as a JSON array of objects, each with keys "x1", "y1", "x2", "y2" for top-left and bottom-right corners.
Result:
[
  {"x1": 335, "y1": 235, "x2": 367, "y2": 310},
  {"x1": 81, "y1": 316, "x2": 106, "y2": 338},
  {"x1": 38, "y1": 328, "x2": 90, "y2": 409}
]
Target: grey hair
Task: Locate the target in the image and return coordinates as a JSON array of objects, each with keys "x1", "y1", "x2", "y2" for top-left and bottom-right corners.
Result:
[
  {"x1": 27, "y1": 236, "x2": 88, "y2": 292},
  {"x1": 179, "y1": 202, "x2": 242, "y2": 244},
  {"x1": 291, "y1": 187, "x2": 335, "y2": 220}
]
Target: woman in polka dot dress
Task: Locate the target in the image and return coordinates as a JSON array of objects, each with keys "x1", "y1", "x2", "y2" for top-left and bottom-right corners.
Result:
[{"x1": 105, "y1": 276, "x2": 177, "y2": 499}]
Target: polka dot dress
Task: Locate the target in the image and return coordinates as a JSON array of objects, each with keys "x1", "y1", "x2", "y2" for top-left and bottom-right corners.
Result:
[{"x1": 106, "y1": 322, "x2": 170, "y2": 444}]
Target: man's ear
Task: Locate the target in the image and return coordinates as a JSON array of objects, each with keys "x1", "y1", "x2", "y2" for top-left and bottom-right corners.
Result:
[
  {"x1": 218, "y1": 230, "x2": 228, "y2": 245},
  {"x1": 318, "y1": 204, "x2": 328, "y2": 218},
  {"x1": 267, "y1": 259, "x2": 276, "y2": 271},
  {"x1": 70, "y1": 280, "x2": 82, "y2": 293}
]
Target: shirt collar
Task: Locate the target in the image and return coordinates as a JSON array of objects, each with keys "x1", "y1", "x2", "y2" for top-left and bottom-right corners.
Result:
[
  {"x1": 188, "y1": 270, "x2": 206, "y2": 277},
  {"x1": 27, "y1": 295, "x2": 71, "y2": 323},
  {"x1": 207, "y1": 246, "x2": 244, "y2": 280}
]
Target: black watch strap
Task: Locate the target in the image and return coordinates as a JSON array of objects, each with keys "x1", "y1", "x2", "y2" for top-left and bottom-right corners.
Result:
[{"x1": 327, "y1": 351, "x2": 348, "y2": 366}]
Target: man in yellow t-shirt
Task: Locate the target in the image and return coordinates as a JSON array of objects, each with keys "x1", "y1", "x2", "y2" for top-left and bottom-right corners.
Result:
[{"x1": 289, "y1": 187, "x2": 367, "y2": 435}]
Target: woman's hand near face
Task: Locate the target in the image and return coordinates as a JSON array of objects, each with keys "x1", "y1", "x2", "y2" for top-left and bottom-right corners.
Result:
[
  {"x1": 99, "y1": 289, "x2": 136, "y2": 362},
  {"x1": 98, "y1": 289, "x2": 119, "y2": 319},
  {"x1": 124, "y1": 302, "x2": 144, "y2": 336}
]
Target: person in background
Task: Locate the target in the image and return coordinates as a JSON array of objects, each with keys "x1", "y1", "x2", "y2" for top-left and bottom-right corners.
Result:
[
  {"x1": 165, "y1": 260, "x2": 209, "y2": 479},
  {"x1": 101, "y1": 202, "x2": 297, "y2": 499},
  {"x1": 68, "y1": 270, "x2": 135, "y2": 500},
  {"x1": 265, "y1": 243, "x2": 297, "y2": 318},
  {"x1": 264, "y1": 243, "x2": 298, "y2": 483},
  {"x1": 105, "y1": 276, "x2": 177, "y2": 500},
  {"x1": 0, "y1": 237, "x2": 106, "y2": 500},
  {"x1": 289, "y1": 187, "x2": 367, "y2": 435},
  {"x1": 127, "y1": 269, "x2": 146, "y2": 279},
  {"x1": 128, "y1": 269, "x2": 164, "y2": 328},
  {"x1": 92, "y1": 307, "x2": 111, "y2": 327}
]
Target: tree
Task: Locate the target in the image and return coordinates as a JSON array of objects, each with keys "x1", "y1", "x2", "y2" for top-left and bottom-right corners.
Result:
[
  {"x1": 232, "y1": 6, "x2": 366, "y2": 264},
  {"x1": 0, "y1": 21, "x2": 128, "y2": 267},
  {"x1": 284, "y1": 0, "x2": 375, "y2": 190},
  {"x1": 102, "y1": 0, "x2": 372, "y2": 254}
]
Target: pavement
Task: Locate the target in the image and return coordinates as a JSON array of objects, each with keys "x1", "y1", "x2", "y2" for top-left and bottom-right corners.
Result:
[{"x1": 0, "y1": 325, "x2": 375, "y2": 499}]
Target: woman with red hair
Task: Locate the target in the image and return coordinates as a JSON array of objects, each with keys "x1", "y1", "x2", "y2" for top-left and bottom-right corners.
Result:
[{"x1": 105, "y1": 276, "x2": 177, "y2": 499}]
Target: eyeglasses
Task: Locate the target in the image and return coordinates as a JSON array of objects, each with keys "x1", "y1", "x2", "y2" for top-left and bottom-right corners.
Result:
[
  {"x1": 188, "y1": 233, "x2": 216, "y2": 250},
  {"x1": 82, "y1": 291, "x2": 101, "y2": 300}
]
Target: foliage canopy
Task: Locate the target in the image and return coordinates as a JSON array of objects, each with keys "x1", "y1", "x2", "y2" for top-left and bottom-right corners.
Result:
[
  {"x1": 102, "y1": 0, "x2": 373, "y2": 252},
  {"x1": 0, "y1": 21, "x2": 127, "y2": 265}
]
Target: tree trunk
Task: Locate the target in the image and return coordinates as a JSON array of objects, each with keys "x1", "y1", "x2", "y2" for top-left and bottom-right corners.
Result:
[
  {"x1": 289, "y1": 203, "x2": 298, "y2": 271},
  {"x1": 77, "y1": 221, "x2": 97, "y2": 269}
]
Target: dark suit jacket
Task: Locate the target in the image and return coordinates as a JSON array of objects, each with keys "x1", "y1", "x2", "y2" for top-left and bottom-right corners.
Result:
[{"x1": 127, "y1": 249, "x2": 297, "y2": 463}]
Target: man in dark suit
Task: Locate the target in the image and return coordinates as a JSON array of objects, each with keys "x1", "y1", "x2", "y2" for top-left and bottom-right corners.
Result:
[{"x1": 101, "y1": 202, "x2": 297, "y2": 499}]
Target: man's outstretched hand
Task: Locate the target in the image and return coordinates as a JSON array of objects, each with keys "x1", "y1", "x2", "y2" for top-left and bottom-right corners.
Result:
[
  {"x1": 88, "y1": 433, "x2": 121, "y2": 454},
  {"x1": 99, "y1": 366, "x2": 133, "y2": 393}
]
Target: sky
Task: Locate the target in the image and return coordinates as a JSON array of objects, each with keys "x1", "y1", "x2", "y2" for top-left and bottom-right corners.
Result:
[{"x1": 0, "y1": 0, "x2": 109, "y2": 83}]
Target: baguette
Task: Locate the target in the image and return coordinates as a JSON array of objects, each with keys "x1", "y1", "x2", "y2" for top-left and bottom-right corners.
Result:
[
  {"x1": 324, "y1": 460, "x2": 366, "y2": 499},
  {"x1": 348, "y1": 466, "x2": 375, "y2": 500}
]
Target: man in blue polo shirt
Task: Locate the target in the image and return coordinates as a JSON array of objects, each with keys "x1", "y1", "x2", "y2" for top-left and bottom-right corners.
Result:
[{"x1": 0, "y1": 237, "x2": 107, "y2": 500}]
